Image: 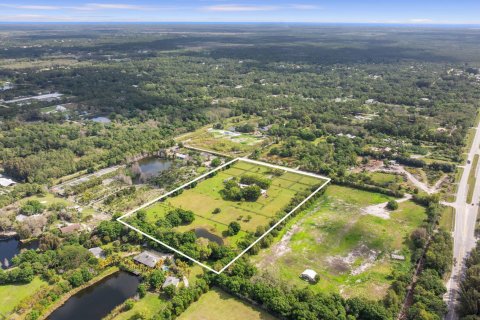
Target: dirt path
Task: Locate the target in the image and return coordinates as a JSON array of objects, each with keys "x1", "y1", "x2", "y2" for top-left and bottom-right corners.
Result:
[
  {"x1": 256, "y1": 204, "x2": 321, "y2": 268},
  {"x1": 361, "y1": 194, "x2": 412, "y2": 219},
  {"x1": 377, "y1": 167, "x2": 447, "y2": 195}
]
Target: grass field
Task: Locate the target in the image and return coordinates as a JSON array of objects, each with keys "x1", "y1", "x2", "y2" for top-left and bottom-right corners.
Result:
[
  {"x1": 141, "y1": 160, "x2": 325, "y2": 249},
  {"x1": 253, "y1": 185, "x2": 427, "y2": 300},
  {"x1": 439, "y1": 206, "x2": 455, "y2": 232},
  {"x1": 114, "y1": 293, "x2": 166, "y2": 320},
  {"x1": 0, "y1": 277, "x2": 47, "y2": 315},
  {"x1": 467, "y1": 154, "x2": 479, "y2": 204},
  {"x1": 178, "y1": 288, "x2": 277, "y2": 320},
  {"x1": 177, "y1": 117, "x2": 266, "y2": 156},
  {"x1": 369, "y1": 172, "x2": 400, "y2": 186}
]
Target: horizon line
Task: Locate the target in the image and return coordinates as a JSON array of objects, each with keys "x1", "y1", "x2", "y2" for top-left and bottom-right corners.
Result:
[{"x1": 0, "y1": 21, "x2": 479, "y2": 27}]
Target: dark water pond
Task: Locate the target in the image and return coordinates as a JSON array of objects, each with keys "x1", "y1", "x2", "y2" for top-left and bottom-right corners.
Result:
[
  {"x1": 48, "y1": 271, "x2": 139, "y2": 320},
  {"x1": 195, "y1": 228, "x2": 224, "y2": 245},
  {"x1": 133, "y1": 157, "x2": 172, "y2": 184},
  {"x1": 0, "y1": 238, "x2": 38, "y2": 269}
]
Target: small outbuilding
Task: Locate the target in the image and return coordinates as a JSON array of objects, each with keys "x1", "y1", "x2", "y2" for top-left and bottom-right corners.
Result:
[
  {"x1": 89, "y1": 247, "x2": 106, "y2": 259},
  {"x1": 300, "y1": 269, "x2": 318, "y2": 283},
  {"x1": 391, "y1": 254, "x2": 406, "y2": 261},
  {"x1": 162, "y1": 276, "x2": 180, "y2": 288},
  {"x1": 0, "y1": 177, "x2": 16, "y2": 187}
]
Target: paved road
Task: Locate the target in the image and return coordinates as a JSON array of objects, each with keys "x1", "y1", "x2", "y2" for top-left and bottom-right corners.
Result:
[{"x1": 444, "y1": 123, "x2": 480, "y2": 320}]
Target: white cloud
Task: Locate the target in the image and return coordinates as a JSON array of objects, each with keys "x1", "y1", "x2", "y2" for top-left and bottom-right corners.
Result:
[
  {"x1": 0, "y1": 4, "x2": 61, "y2": 10},
  {"x1": 203, "y1": 4, "x2": 278, "y2": 12},
  {"x1": 70, "y1": 3, "x2": 154, "y2": 11},
  {"x1": 290, "y1": 4, "x2": 320, "y2": 10},
  {"x1": 409, "y1": 18, "x2": 433, "y2": 23}
]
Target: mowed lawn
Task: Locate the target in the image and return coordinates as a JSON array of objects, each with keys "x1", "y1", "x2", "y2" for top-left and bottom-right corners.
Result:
[
  {"x1": 178, "y1": 288, "x2": 277, "y2": 320},
  {"x1": 0, "y1": 277, "x2": 47, "y2": 315},
  {"x1": 114, "y1": 293, "x2": 166, "y2": 320},
  {"x1": 143, "y1": 161, "x2": 325, "y2": 246},
  {"x1": 253, "y1": 185, "x2": 427, "y2": 300}
]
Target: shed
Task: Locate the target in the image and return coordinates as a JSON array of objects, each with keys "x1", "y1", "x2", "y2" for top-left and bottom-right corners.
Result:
[
  {"x1": 89, "y1": 247, "x2": 106, "y2": 259},
  {"x1": 391, "y1": 254, "x2": 406, "y2": 261},
  {"x1": 300, "y1": 269, "x2": 318, "y2": 282},
  {"x1": 162, "y1": 276, "x2": 180, "y2": 288},
  {"x1": 0, "y1": 177, "x2": 16, "y2": 187}
]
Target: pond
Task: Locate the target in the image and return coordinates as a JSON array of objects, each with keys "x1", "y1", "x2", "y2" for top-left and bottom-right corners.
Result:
[
  {"x1": 132, "y1": 157, "x2": 172, "y2": 184},
  {"x1": 0, "y1": 237, "x2": 38, "y2": 269},
  {"x1": 47, "y1": 271, "x2": 139, "y2": 320},
  {"x1": 195, "y1": 228, "x2": 224, "y2": 245}
]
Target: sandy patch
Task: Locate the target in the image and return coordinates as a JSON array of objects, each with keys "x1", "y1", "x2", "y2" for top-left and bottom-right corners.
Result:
[
  {"x1": 326, "y1": 244, "x2": 379, "y2": 275},
  {"x1": 361, "y1": 194, "x2": 412, "y2": 219}
]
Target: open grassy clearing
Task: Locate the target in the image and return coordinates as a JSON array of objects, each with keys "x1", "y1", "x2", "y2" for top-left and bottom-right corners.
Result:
[
  {"x1": 467, "y1": 154, "x2": 479, "y2": 204},
  {"x1": 369, "y1": 172, "x2": 400, "y2": 185},
  {"x1": 177, "y1": 117, "x2": 267, "y2": 157},
  {"x1": 253, "y1": 185, "x2": 427, "y2": 300},
  {"x1": 0, "y1": 277, "x2": 48, "y2": 315},
  {"x1": 113, "y1": 293, "x2": 166, "y2": 320},
  {"x1": 439, "y1": 206, "x2": 455, "y2": 232},
  {"x1": 140, "y1": 161, "x2": 324, "y2": 248},
  {"x1": 177, "y1": 287, "x2": 277, "y2": 320}
]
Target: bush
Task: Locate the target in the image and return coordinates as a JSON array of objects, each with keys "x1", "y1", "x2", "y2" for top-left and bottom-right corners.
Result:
[
  {"x1": 20, "y1": 200, "x2": 45, "y2": 216},
  {"x1": 228, "y1": 222, "x2": 241, "y2": 236},
  {"x1": 387, "y1": 200, "x2": 398, "y2": 210}
]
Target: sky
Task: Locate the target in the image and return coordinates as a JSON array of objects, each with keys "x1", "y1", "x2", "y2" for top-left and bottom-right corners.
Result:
[{"x1": 0, "y1": 0, "x2": 479, "y2": 24}]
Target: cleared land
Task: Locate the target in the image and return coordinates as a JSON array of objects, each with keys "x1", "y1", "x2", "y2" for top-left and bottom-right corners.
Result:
[
  {"x1": 177, "y1": 118, "x2": 266, "y2": 157},
  {"x1": 178, "y1": 287, "x2": 277, "y2": 320},
  {"x1": 253, "y1": 185, "x2": 427, "y2": 300},
  {"x1": 141, "y1": 160, "x2": 324, "y2": 248}
]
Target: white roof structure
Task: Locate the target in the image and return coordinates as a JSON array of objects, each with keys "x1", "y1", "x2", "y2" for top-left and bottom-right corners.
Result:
[
  {"x1": 0, "y1": 177, "x2": 16, "y2": 187},
  {"x1": 391, "y1": 254, "x2": 406, "y2": 261},
  {"x1": 89, "y1": 247, "x2": 106, "y2": 259},
  {"x1": 162, "y1": 276, "x2": 180, "y2": 288},
  {"x1": 301, "y1": 269, "x2": 318, "y2": 282}
]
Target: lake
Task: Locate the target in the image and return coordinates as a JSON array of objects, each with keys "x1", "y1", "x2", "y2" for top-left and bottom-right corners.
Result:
[
  {"x1": 0, "y1": 237, "x2": 38, "y2": 269},
  {"x1": 195, "y1": 228, "x2": 224, "y2": 245},
  {"x1": 47, "y1": 271, "x2": 139, "y2": 320},
  {"x1": 132, "y1": 157, "x2": 172, "y2": 184}
]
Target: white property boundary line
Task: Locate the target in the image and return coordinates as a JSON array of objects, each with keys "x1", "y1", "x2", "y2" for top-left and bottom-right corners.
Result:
[{"x1": 117, "y1": 157, "x2": 330, "y2": 274}]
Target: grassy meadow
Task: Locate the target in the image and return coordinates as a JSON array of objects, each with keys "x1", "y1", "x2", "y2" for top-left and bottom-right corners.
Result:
[
  {"x1": 253, "y1": 185, "x2": 427, "y2": 300},
  {"x1": 0, "y1": 277, "x2": 48, "y2": 316},
  {"x1": 178, "y1": 288, "x2": 277, "y2": 320},
  {"x1": 141, "y1": 160, "x2": 325, "y2": 248}
]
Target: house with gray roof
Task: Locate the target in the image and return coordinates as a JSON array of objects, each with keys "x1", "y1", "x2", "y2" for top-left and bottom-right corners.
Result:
[{"x1": 162, "y1": 276, "x2": 180, "y2": 288}]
